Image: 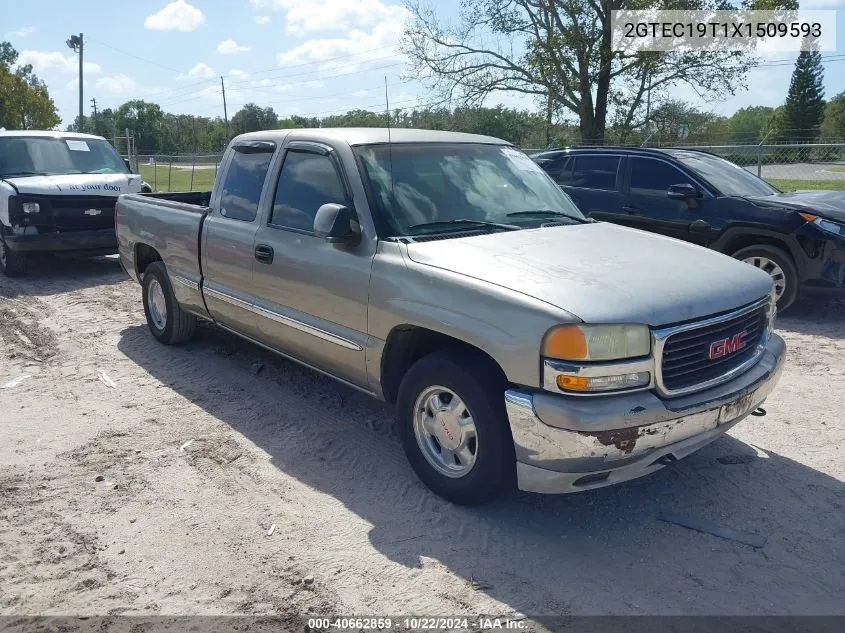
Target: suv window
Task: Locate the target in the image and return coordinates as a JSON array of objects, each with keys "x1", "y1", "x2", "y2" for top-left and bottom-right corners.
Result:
[
  {"x1": 543, "y1": 156, "x2": 573, "y2": 184},
  {"x1": 219, "y1": 146, "x2": 275, "y2": 222},
  {"x1": 630, "y1": 157, "x2": 693, "y2": 194},
  {"x1": 270, "y1": 151, "x2": 347, "y2": 232},
  {"x1": 571, "y1": 155, "x2": 619, "y2": 190}
]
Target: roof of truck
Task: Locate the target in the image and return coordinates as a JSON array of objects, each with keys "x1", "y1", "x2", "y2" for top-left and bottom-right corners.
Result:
[
  {"x1": 0, "y1": 130, "x2": 107, "y2": 140},
  {"x1": 234, "y1": 127, "x2": 512, "y2": 147}
]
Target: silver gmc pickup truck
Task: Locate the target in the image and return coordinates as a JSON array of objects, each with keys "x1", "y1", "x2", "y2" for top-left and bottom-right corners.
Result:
[{"x1": 116, "y1": 128, "x2": 786, "y2": 505}]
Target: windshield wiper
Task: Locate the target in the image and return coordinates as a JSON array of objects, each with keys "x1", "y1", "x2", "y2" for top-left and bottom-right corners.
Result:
[
  {"x1": 506, "y1": 210, "x2": 587, "y2": 223},
  {"x1": 407, "y1": 218, "x2": 521, "y2": 232},
  {"x1": 1, "y1": 171, "x2": 48, "y2": 177}
]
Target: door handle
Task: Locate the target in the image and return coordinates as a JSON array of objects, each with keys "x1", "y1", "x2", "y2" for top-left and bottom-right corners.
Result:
[
  {"x1": 254, "y1": 244, "x2": 274, "y2": 264},
  {"x1": 622, "y1": 205, "x2": 640, "y2": 214},
  {"x1": 690, "y1": 219, "x2": 711, "y2": 231}
]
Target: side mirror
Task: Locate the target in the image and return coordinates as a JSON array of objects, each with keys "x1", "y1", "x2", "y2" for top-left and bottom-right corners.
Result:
[
  {"x1": 314, "y1": 203, "x2": 361, "y2": 246},
  {"x1": 123, "y1": 158, "x2": 132, "y2": 171},
  {"x1": 667, "y1": 183, "x2": 701, "y2": 201}
]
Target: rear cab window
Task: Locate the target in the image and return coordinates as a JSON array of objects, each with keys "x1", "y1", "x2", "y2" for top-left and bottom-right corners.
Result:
[{"x1": 218, "y1": 143, "x2": 276, "y2": 222}]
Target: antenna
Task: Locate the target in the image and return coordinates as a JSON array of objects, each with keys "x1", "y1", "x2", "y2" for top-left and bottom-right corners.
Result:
[{"x1": 384, "y1": 76, "x2": 396, "y2": 215}]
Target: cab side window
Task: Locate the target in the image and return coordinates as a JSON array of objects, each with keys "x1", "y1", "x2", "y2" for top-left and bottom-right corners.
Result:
[
  {"x1": 219, "y1": 145, "x2": 275, "y2": 222},
  {"x1": 544, "y1": 156, "x2": 573, "y2": 185},
  {"x1": 630, "y1": 157, "x2": 693, "y2": 195},
  {"x1": 270, "y1": 151, "x2": 348, "y2": 232},
  {"x1": 571, "y1": 155, "x2": 620, "y2": 190}
]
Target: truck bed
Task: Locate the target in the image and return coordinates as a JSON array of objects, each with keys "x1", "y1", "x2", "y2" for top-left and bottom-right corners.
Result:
[{"x1": 115, "y1": 191, "x2": 211, "y2": 309}]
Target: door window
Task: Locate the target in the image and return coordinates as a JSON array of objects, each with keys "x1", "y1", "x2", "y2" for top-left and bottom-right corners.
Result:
[
  {"x1": 219, "y1": 145, "x2": 275, "y2": 222},
  {"x1": 629, "y1": 157, "x2": 693, "y2": 195},
  {"x1": 571, "y1": 155, "x2": 620, "y2": 190},
  {"x1": 270, "y1": 151, "x2": 348, "y2": 232}
]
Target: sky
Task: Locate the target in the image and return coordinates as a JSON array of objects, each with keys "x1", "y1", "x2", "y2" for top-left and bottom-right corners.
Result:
[{"x1": 2, "y1": 0, "x2": 845, "y2": 130}]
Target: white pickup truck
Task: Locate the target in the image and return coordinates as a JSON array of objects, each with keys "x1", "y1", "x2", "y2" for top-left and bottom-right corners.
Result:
[{"x1": 0, "y1": 130, "x2": 149, "y2": 276}]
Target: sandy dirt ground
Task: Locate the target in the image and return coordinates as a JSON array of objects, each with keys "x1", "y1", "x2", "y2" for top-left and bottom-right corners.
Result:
[{"x1": 1, "y1": 256, "x2": 844, "y2": 629}]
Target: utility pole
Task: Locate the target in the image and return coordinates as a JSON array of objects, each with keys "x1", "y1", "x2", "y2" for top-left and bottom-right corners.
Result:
[
  {"x1": 220, "y1": 76, "x2": 229, "y2": 140},
  {"x1": 66, "y1": 33, "x2": 84, "y2": 131},
  {"x1": 90, "y1": 97, "x2": 98, "y2": 135}
]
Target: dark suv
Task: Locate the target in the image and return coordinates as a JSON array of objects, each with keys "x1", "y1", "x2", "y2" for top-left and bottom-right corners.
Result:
[{"x1": 532, "y1": 146, "x2": 845, "y2": 311}]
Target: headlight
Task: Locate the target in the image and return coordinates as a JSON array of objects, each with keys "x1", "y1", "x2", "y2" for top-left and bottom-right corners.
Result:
[
  {"x1": 813, "y1": 217, "x2": 845, "y2": 237},
  {"x1": 542, "y1": 324, "x2": 651, "y2": 361},
  {"x1": 22, "y1": 202, "x2": 40, "y2": 214}
]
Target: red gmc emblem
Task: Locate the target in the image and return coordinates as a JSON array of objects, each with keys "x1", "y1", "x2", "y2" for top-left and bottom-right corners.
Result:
[{"x1": 709, "y1": 331, "x2": 748, "y2": 360}]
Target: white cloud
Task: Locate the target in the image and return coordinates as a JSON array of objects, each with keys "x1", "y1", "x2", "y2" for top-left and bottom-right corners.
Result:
[
  {"x1": 67, "y1": 77, "x2": 90, "y2": 89},
  {"x1": 228, "y1": 69, "x2": 251, "y2": 79},
  {"x1": 183, "y1": 62, "x2": 216, "y2": 78},
  {"x1": 6, "y1": 26, "x2": 36, "y2": 38},
  {"x1": 144, "y1": 0, "x2": 206, "y2": 32},
  {"x1": 801, "y1": 0, "x2": 845, "y2": 7},
  {"x1": 251, "y1": 0, "x2": 409, "y2": 35},
  {"x1": 18, "y1": 50, "x2": 102, "y2": 75},
  {"x1": 217, "y1": 39, "x2": 252, "y2": 55},
  {"x1": 276, "y1": 19, "x2": 407, "y2": 73},
  {"x1": 254, "y1": 15, "x2": 271, "y2": 25},
  {"x1": 96, "y1": 74, "x2": 138, "y2": 93}
]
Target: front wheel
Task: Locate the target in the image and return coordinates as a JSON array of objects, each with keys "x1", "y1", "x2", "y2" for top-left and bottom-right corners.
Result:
[
  {"x1": 732, "y1": 244, "x2": 799, "y2": 313},
  {"x1": 141, "y1": 261, "x2": 197, "y2": 344},
  {"x1": 396, "y1": 351, "x2": 515, "y2": 505},
  {"x1": 0, "y1": 236, "x2": 27, "y2": 277}
]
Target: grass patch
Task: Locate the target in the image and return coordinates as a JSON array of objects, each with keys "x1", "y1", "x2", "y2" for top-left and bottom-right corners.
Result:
[
  {"x1": 138, "y1": 164, "x2": 218, "y2": 192},
  {"x1": 765, "y1": 178, "x2": 845, "y2": 192},
  {"x1": 824, "y1": 166, "x2": 845, "y2": 174}
]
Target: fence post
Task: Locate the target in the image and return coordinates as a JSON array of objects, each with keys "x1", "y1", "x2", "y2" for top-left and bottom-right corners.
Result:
[
  {"x1": 757, "y1": 130, "x2": 774, "y2": 178},
  {"x1": 190, "y1": 154, "x2": 196, "y2": 191},
  {"x1": 153, "y1": 156, "x2": 157, "y2": 192},
  {"x1": 168, "y1": 158, "x2": 173, "y2": 192}
]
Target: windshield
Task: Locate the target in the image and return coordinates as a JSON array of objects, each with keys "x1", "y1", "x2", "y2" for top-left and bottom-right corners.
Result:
[
  {"x1": 0, "y1": 137, "x2": 129, "y2": 178},
  {"x1": 674, "y1": 152, "x2": 778, "y2": 197},
  {"x1": 354, "y1": 143, "x2": 586, "y2": 236}
]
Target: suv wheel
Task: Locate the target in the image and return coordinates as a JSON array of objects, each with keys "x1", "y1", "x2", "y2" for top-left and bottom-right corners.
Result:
[
  {"x1": 396, "y1": 351, "x2": 514, "y2": 505},
  {"x1": 733, "y1": 245, "x2": 798, "y2": 313},
  {"x1": 141, "y1": 261, "x2": 197, "y2": 344},
  {"x1": 0, "y1": 236, "x2": 27, "y2": 277}
]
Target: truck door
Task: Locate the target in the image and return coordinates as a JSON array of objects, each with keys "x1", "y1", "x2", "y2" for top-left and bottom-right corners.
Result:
[
  {"x1": 201, "y1": 141, "x2": 276, "y2": 341},
  {"x1": 250, "y1": 142, "x2": 373, "y2": 389}
]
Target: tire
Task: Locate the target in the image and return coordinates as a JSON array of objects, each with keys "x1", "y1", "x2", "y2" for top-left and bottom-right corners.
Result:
[
  {"x1": 0, "y1": 235, "x2": 27, "y2": 277},
  {"x1": 396, "y1": 350, "x2": 515, "y2": 505},
  {"x1": 141, "y1": 261, "x2": 197, "y2": 344},
  {"x1": 732, "y1": 244, "x2": 799, "y2": 313}
]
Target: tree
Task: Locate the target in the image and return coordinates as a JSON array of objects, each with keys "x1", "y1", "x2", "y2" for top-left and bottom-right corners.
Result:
[
  {"x1": 726, "y1": 106, "x2": 776, "y2": 143},
  {"x1": 231, "y1": 103, "x2": 279, "y2": 135},
  {"x1": 402, "y1": 0, "x2": 794, "y2": 143},
  {"x1": 820, "y1": 92, "x2": 845, "y2": 140},
  {"x1": 115, "y1": 100, "x2": 166, "y2": 152},
  {"x1": 782, "y1": 43, "x2": 825, "y2": 141},
  {"x1": 0, "y1": 41, "x2": 61, "y2": 130}
]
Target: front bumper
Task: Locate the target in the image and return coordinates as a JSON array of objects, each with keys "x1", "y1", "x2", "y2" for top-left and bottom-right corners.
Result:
[
  {"x1": 3, "y1": 228, "x2": 118, "y2": 255},
  {"x1": 506, "y1": 333, "x2": 786, "y2": 494}
]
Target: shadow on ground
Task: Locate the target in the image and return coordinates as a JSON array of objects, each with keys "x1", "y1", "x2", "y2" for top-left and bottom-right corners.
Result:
[
  {"x1": 118, "y1": 311, "x2": 845, "y2": 619},
  {"x1": 776, "y1": 293, "x2": 845, "y2": 340},
  {"x1": 1, "y1": 255, "x2": 126, "y2": 297}
]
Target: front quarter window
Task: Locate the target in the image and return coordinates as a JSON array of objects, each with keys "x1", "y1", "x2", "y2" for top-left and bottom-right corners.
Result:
[{"x1": 354, "y1": 143, "x2": 586, "y2": 236}]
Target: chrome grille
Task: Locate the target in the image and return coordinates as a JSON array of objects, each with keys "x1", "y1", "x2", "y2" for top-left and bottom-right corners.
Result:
[{"x1": 657, "y1": 300, "x2": 770, "y2": 395}]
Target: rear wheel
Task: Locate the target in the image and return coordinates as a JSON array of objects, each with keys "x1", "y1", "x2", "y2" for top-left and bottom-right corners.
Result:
[
  {"x1": 0, "y1": 236, "x2": 27, "y2": 277},
  {"x1": 141, "y1": 261, "x2": 197, "y2": 344},
  {"x1": 733, "y1": 244, "x2": 799, "y2": 313},
  {"x1": 396, "y1": 351, "x2": 514, "y2": 505}
]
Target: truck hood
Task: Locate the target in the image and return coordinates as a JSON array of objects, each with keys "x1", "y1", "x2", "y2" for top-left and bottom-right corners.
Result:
[
  {"x1": 404, "y1": 223, "x2": 773, "y2": 326},
  {"x1": 743, "y1": 190, "x2": 845, "y2": 223},
  {"x1": 2, "y1": 173, "x2": 143, "y2": 197}
]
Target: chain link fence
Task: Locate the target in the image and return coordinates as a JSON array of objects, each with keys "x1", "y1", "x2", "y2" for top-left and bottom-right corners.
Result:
[
  {"x1": 135, "y1": 154, "x2": 224, "y2": 192},
  {"x1": 131, "y1": 143, "x2": 845, "y2": 193}
]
